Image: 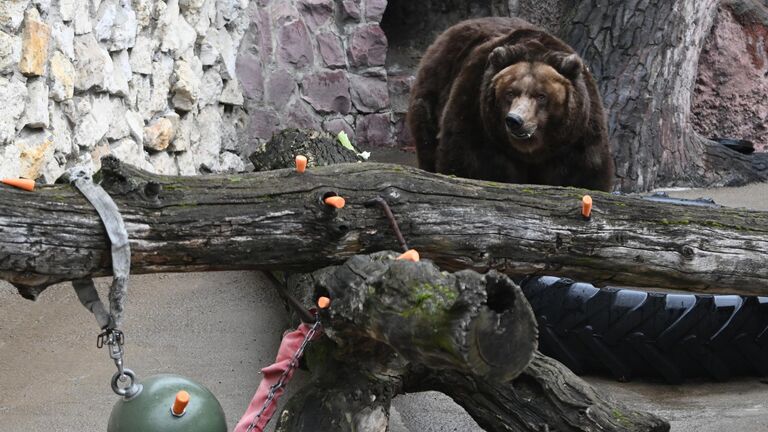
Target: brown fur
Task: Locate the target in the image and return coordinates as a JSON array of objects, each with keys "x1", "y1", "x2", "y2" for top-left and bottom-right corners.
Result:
[{"x1": 407, "y1": 17, "x2": 614, "y2": 191}]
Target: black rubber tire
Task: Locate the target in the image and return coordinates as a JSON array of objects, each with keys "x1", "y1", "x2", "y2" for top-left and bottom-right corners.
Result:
[{"x1": 520, "y1": 276, "x2": 768, "y2": 383}]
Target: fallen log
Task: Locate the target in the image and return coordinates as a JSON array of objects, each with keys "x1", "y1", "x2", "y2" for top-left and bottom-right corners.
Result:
[
  {"x1": 273, "y1": 252, "x2": 668, "y2": 432},
  {"x1": 1, "y1": 154, "x2": 767, "y2": 299}
]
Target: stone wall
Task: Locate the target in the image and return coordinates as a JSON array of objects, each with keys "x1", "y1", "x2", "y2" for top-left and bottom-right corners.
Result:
[
  {"x1": 0, "y1": 0, "x2": 583, "y2": 184},
  {"x1": 235, "y1": 0, "x2": 401, "y2": 152},
  {"x1": 0, "y1": 0, "x2": 251, "y2": 182}
]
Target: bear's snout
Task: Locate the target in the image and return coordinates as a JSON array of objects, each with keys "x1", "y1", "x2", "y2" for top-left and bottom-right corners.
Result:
[{"x1": 505, "y1": 113, "x2": 524, "y2": 130}]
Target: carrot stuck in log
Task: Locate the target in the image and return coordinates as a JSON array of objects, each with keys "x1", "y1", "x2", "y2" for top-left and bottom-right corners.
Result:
[
  {"x1": 295, "y1": 155, "x2": 308, "y2": 173},
  {"x1": 324, "y1": 196, "x2": 345, "y2": 209},
  {"x1": 1, "y1": 178, "x2": 35, "y2": 191},
  {"x1": 397, "y1": 249, "x2": 420, "y2": 262},
  {"x1": 582, "y1": 195, "x2": 592, "y2": 219},
  {"x1": 317, "y1": 296, "x2": 331, "y2": 309}
]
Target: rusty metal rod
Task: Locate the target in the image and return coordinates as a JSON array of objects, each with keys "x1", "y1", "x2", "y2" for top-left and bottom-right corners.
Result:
[
  {"x1": 265, "y1": 272, "x2": 315, "y2": 323},
  {"x1": 365, "y1": 196, "x2": 409, "y2": 252}
]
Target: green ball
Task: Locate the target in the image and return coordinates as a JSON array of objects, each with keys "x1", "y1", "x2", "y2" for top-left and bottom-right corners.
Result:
[{"x1": 108, "y1": 374, "x2": 227, "y2": 432}]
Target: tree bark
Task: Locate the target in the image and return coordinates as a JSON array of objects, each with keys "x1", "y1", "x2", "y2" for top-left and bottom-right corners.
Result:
[
  {"x1": 2, "y1": 156, "x2": 768, "y2": 299},
  {"x1": 273, "y1": 252, "x2": 668, "y2": 432},
  {"x1": 560, "y1": 0, "x2": 768, "y2": 191}
]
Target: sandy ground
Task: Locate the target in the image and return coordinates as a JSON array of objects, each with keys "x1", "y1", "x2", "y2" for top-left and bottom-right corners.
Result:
[{"x1": 1, "y1": 155, "x2": 767, "y2": 431}]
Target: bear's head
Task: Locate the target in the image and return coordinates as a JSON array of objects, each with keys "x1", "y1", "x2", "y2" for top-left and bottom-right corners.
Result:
[{"x1": 481, "y1": 38, "x2": 591, "y2": 158}]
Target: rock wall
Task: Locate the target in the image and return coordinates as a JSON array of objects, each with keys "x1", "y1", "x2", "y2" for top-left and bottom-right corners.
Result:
[
  {"x1": 235, "y1": 0, "x2": 402, "y2": 152},
  {"x1": 0, "y1": 0, "x2": 602, "y2": 183},
  {"x1": 692, "y1": 0, "x2": 768, "y2": 151},
  {"x1": 0, "y1": 0, "x2": 251, "y2": 182}
]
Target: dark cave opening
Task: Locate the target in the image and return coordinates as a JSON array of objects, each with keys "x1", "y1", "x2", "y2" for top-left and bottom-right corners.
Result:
[
  {"x1": 380, "y1": 0, "x2": 509, "y2": 73},
  {"x1": 380, "y1": 0, "x2": 509, "y2": 147}
]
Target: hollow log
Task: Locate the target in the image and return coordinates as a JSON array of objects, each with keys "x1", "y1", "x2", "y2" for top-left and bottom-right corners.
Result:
[
  {"x1": 273, "y1": 252, "x2": 668, "y2": 432},
  {"x1": 1, "y1": 156, "x2": 767, "y2": 300}
]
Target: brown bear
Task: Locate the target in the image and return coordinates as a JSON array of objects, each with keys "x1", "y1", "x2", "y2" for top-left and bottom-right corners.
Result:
[{"x1": 407, "y1": 17, "x2": 614, "y2": 191}]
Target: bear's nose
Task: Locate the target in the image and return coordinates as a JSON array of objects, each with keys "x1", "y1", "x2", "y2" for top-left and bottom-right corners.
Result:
[{"x1": 505, "y1": 113, "x2": 524, "y2": 130}]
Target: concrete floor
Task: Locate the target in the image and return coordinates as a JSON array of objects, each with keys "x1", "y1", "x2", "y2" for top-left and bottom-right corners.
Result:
[{"x1": 1, "y1": 158, "x2": 767, "y2": 431}]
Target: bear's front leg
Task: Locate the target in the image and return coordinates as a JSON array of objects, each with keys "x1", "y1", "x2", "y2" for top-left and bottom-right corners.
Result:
[{"x1": 408, "y1": 98, "x2": 440, "y2": 172}]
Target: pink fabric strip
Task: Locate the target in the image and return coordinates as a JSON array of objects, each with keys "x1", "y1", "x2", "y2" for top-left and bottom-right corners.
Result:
[{"x1": 234, "y1": 323, "x2": 322, "y2": 432}]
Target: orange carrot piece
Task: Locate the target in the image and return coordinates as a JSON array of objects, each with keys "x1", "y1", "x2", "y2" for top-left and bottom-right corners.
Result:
[
  {"x1": 324, "y1": 196, "x2": 345, "y2": 209},
  {"x1": 295, "y1": 155, "x2": 308, "y2": 173},
  {"x1": 1, "y1": 178, "x2": 35, "y2": 191},
  {"x1": 397, "y1": 249, "x2": 420, "y2": 262},
  {"x1": 582, "y1": 195, "x2": 593, "y2": 219}
]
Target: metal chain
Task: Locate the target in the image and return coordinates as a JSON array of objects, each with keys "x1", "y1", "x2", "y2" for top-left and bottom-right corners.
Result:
[{"x1": 245, "y1": 317, "x2": 322, "y2": 432}]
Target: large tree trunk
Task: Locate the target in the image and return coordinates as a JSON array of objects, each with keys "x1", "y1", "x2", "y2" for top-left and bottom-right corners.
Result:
[
  {"x1": 2, "y1": 156, "x2": 768, "y2": 300},
  {"x1": 558, "y1": 0, "x2": 768, "y2": 191}
]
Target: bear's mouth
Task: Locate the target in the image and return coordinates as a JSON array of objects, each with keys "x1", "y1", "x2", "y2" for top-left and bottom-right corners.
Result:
[{"x1": 509, "y1": 128, "x2": 536, "y2": 140}]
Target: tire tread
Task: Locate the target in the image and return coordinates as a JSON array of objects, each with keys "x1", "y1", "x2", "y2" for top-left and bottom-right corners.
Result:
[{"x1": 521, "y1": 276, "x2": 768, "y2": 383}]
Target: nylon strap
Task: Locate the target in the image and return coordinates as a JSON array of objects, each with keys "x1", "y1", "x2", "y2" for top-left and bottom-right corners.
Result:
[
  {"x1": 72, "y1": 279, "x2": 114, "y2": 329},
  {"x1": 69, "y1": 169, "x2": 131, "y2": 329}
]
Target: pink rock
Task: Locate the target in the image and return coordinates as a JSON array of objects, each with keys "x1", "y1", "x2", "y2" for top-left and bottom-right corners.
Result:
[
  {"x1": 323, "y1": 117, "x2": 355, "y2": 142},
  {"x1": 277, "y1": 19, "x2": 314, "y2": 69},
  {"x1": 272, "y1": 1, "x2": 300, "y2": 25},
  {"x1": 236, "y1": 50, "x2": 265, "y2": 101},
  {"x1": 255, "y1": 8, "x2": 274, "y2": 65},
  {"x1": 350, "y1": 73, "x2": 389, "y2": 113},
  {"x1": 387, "y1": 73, "x2": 415, "y2": 113},
  {"x1": 365, "y1": 0, "x2": 388, "y2": 22},
  {"x1": 347, "y1": 24, "x2": 387, "y2": 68},
  {"x1": 298, "y1": 0, "x2": 334, "y2": 31},
  {"x1": 249, "y1": 109, "x2": 280, "y2": 140},
  {"x1": 356, "y1": 112, "x2": 392, "y2": 147},
  {"x1": 300, "y1": 70, "x2": 351, "y2": 114},
  {"x1": 340, "y1": 0, "x2": 361, "y2": 21},
  {"x1": 287, "y1": 99, "x2": 322, "y2": 130},
  {"x1": 393, "y1": 114, "x2": 412, "y2": 148},
  {"x1": 317, "y1": 32, "x2": 346, "y2": 69},
  {"x1": 266, "y1": 68, "x2": 296, "y2": 108}
]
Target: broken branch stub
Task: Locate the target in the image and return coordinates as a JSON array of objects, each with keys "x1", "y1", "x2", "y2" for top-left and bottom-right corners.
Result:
[{"x1": 311, "y1": 251, "x2": 538, "y2": 382}]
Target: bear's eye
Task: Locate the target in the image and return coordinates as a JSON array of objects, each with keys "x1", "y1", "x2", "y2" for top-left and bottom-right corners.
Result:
[{"x1": 536, "y1": 93, "x2": 548, "y2": 102}]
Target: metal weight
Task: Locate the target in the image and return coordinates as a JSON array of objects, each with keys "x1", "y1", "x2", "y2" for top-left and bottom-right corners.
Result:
[{"x1": 107, "y1": 374, "x2": 227, "y2": 432}]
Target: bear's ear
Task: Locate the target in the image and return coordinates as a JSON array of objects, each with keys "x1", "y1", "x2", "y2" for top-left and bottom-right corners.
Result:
[
  {"x1": 489, "y1": 45, "x2": 525, "y2": 71},
  {"x1": 552, "y1": 53, "x2": 583, "y2": 80}
]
